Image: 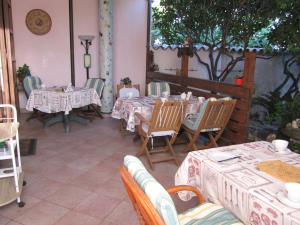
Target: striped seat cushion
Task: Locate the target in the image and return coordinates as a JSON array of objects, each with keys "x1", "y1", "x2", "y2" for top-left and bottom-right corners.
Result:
[
  {"x1": 124, "y1": 155, "x2": 180, "y2": 225},
  {"x1": 178, "y1": 202, "x2": 243, "y2": 225},
  {"x1": 148, "y1": 82, "x2": 170, "y2": 97},
  {"x1": 23, "y1": 76, "x2": 42, "y2": 97},
  {"x1": 85, "y1": 78, "x2": 105, "y2": 97}
]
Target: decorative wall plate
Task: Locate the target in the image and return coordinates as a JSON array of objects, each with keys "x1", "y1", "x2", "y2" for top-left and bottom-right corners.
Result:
[{"x1": 26, "y1": 9, "x2": 52, "y2": 35}]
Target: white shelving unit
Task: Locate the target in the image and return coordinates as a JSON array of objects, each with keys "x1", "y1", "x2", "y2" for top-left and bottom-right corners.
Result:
[{"x1": 0, "y1": 104, "x2": 25, "y2": 208}]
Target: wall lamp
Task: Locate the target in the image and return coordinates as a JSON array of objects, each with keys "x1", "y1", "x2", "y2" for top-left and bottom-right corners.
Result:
[{"x1": 79, "y1": 35, "x2": 95, "y2": 80}]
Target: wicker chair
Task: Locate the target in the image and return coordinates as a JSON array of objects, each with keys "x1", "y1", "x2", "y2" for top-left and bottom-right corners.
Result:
[
  {"x1": 119, "y1": 155, "x2": 243, "y2": 225},
  {"x1": 135, "y1": 100, "x2": 187, "y2": 169},
  {"x1": 182, "y1": 97, "x2": 236, "y2": 151}
]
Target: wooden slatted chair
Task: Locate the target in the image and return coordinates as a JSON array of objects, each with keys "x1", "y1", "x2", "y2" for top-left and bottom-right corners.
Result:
[
  {"x1": 119, "y1": 155, "x2": 243, "y2": 225},
  {"x1": 147, "y1": 82, "x2": 170, "y2": 97},
  {"x1": 135, "y1": 100, "x2": 187, "y2": 169},
  {"x1": 183, "y1": 97, "x2": 237, "y2": 152}
]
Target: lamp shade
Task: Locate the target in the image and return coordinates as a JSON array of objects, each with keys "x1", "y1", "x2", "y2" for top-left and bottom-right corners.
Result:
[{"x1": 84, "y1": 54, "x2": 91, "y2": 68}]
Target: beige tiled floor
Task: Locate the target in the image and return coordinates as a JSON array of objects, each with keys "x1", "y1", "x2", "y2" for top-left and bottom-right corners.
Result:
[{"x1": 0, "y1": 115, "x2": 197, "y2": 225}]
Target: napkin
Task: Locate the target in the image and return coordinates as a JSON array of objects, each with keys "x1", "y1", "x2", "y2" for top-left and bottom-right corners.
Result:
[
  {"x1": 64, "y1": 83, "x2": 74, "y2": 92},
  {"x1": 180, "y1": 92, "x2": 187, "y2": 100},
  {"x1": 186, "y1": 91, "x2": 192, "y2": 100}
]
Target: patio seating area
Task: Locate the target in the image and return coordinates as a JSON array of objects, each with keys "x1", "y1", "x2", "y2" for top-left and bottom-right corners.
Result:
[
  {"x1": 1, "y1": 0, "x2": 300, "y2": 224},
  {"x1": 0, "y1": 115, "x2": 199, "y2": 225}
]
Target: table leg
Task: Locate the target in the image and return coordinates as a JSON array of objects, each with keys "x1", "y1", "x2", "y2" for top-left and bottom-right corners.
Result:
[
  {"x1": 63, "y1": 114, "x2": 70, "y2": 133},
  {"x1": 43, "y1": 113, "x2": 64, "y2": 128}
]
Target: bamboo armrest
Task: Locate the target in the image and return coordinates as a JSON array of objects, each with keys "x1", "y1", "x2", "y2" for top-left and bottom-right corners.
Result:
[
  {"x1": 167, "y1": 185, "x2": 205, "y2": 204},
  {"x1": 135, "y1": 112, "x2": 149, "y2": 124}
]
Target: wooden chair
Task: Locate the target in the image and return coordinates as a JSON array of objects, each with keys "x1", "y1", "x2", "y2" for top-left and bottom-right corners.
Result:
[
  {"x1": 147, "y1": 82, "x2": 170, "y2": 97},
  {"x1": 182, "y1": 97, "x2": 236, "y2": 151},
  {"x1": 116, "y1": 84, "x2": 141, "y2": 133},
  {"x1": 23, "y1": 76, "x2": 46, "y2": 122},
  {"x1": 119, "y1": 155, "x2": 243, "y2": 225},
  {"x1": 135, "y1": 100, "x2": 187, "y2": 169},
  {"x1": 81, "y1": 78, "x2": 105, "y2": 119},
  {"x1": 116, "y1": 84, "x2": 140, "y2": 98}
]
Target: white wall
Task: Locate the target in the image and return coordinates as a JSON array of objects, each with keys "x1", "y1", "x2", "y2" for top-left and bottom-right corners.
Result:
[{"x1": 152, "y1": 48, "x2": 220, "y2": 80}]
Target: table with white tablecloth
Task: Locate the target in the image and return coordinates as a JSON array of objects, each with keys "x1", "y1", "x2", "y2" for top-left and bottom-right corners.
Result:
[
  {"x1": 175, "y1": 141, "x2": 300, "y2": 225},
  {"x1": 26, "y1": 87, "x2": 101, "y2": 132},
  {"x1": 111, "y1": 96, "x2": 202, "y2": 132}
]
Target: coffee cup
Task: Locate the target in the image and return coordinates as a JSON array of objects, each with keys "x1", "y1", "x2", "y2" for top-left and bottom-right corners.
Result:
[
  {"x1": 285, "y1": 182, "x2": 300, "y2": 202},
  {"x1": 272, "y1": 139, "x2": 288, "y2": 153}
]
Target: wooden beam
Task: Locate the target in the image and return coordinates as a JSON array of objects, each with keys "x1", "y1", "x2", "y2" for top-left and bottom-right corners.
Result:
[
  {"x1": 181, "y1": 47, "x2": 189, "y2": 77},
  {"x1": 145, "y1": 0, "x2": 151, "y2": 93},
  {"x1": 69, "y1": 0, "x2": 75, "y2": 86}
]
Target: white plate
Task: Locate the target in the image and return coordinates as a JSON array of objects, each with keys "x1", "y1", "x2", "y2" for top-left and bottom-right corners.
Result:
[
  {"x1": 276, "y1": 148, "x2": 292, "y2": 155},
  {"x1": 207, "y1": 152, "x2": 239, "y2": 164},
  {"x1": 276, "y1": 191, "x2": 300, "y2": 208}
]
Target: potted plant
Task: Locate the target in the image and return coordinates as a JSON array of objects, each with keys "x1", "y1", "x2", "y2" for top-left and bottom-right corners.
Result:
[
  {"x1": 120, "y1": 77, "x2": 132, "y2": 86},
  {"x1": 16, "y1": 64, "x2": 31, "y2": 84}
]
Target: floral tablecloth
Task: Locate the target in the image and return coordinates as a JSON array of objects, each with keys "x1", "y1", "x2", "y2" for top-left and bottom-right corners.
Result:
[
  {"x1": 111, "y1": 96, "x2": 202, "y2": 132},
  {"x1": 26, "y1": 87, "x2": 101, "y2": 115},
  {"x1": 175, "y1": 141, "x2": 300, "y2": 225}
]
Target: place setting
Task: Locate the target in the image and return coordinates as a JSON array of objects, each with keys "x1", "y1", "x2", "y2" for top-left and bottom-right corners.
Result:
[
  {"x1": 276, "y1": 182, "x2": 300, "y2": 209},
  {"x1": 271, "y1": 139, "x2": 292, "y2": 155}
]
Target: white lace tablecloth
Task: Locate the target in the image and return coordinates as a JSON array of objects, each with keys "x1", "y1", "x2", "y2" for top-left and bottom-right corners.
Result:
[
  {"x1": 111, "y1": 96, "x2": 202, "y2": 132},
  {"x1": 26, "y1": 87, "x2": 101, "y2": 115},
  {"x1": 175, "y1": 141, "x2": 300, "y2": 225}
]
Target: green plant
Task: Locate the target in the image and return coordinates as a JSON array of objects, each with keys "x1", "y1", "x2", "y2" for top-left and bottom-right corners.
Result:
[
  {"x1": 120, "y1": 77, "x2": 132, "y2": 85},
  {"x1": 0, "y1": 142, "x2": 5, "y2": 148},
  {"x1": 16, "y1": 64, "x2": 31, "y2": 79}
]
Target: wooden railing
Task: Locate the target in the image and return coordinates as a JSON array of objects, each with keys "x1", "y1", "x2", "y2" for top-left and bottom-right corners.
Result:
[{"x1": 146, "y1": 53, "x2": 256, "y2": 145}]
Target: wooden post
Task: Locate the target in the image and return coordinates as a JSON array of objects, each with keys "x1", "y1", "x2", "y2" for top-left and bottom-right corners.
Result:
[
  {"x1": 242, "y1": 52, "x2": 256, "y2": 94},
  {"x1": 181, "y1": 47, "x2": 189, "y2": 77}
]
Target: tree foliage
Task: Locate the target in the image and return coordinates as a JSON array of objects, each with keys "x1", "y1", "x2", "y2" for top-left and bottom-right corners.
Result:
[
  {"x1": 152, "y1": 0, "x2": 276, "y2": 81},
  {"x1": 268, "y1": 0, "x2": 300, "y2": 98}
]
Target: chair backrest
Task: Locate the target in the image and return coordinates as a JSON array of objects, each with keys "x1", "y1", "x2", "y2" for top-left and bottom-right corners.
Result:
[
  {"x1": 119, "y1": 155, "x2": 180, "y2": 225},
  {"x1": 148, "y1": 100, "x2": 187, "y2": 134},
  {"x1": 119, "y1": 87, "x2": 140, "y2": 98},
  {"x1": 85, "y1": 78, "x2": 105, "y2": 98},
  {"x1": 195, "y1": 98, "x2": 236, "y2": 132},
  {"x1": 147, "y1": 82, "x2": 170, "y2": 97},
  {"x1": 117, "y1": 84, "x2": 140, "y2": 98},
  {"x1": 23, "y1": 76, "x2": 42, "y2": 98}
]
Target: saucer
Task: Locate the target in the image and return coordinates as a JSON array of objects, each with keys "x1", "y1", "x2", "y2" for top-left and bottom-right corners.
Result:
[
  {"x1": 276, "y1": 148, "x2": 292, "y2": 155},
  {"x1": 276, "y1": 191, "x2": 300, "y2": 208}
]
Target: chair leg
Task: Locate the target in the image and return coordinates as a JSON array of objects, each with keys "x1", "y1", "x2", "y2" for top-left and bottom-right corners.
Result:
[
  {"x1": 184, "y1": 132, "x2": 198, "y2": 152},
  {"x1": 208, "y1": 133, "x2": 218, "y2": 148},
  {"x1": 136, "y1": 136, "x2": 154, "y2": 169},
  {"x1": 91, "y1": 105, "x2": 103, "y2": 118},
  {"x1": 165, "y1": 137, "x2": 179, "y2": 166}
]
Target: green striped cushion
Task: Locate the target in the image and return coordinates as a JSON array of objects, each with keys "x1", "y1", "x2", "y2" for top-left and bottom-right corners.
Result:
[
  {"x1": 85, "y1": 78, "x2": 105, "y2": 97},
  {"x1": 178, "y1": 202, "x2": 243, "y2": 225},
  {"x1": 124, "y1": 155, "x2": 180, "y2": 225},
  {"x1": 23, "y1": 76, "x2": 42, "y2": 97},
  {"x1": 148, "y1": 82, "x2": 170, "y2": 97}
]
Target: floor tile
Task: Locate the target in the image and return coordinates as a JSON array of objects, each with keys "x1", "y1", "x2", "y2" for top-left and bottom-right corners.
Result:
[
  {"x1": 74, "y1": 193, "x2": 121, "y2": 221},
  {"x1": 14, "y1": 202, "x2": 69, "y2": 225},
  {"x1": 46, "y1": 185, "x2": 92, "y2": 209},
  {"x1": 54, "y1": 211, "x2": 100, "y2": 225}
]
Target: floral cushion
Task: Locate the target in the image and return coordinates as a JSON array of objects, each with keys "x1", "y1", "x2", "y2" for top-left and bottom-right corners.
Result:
[
  {"x1": 124, "y1": 155, "x2": 180, "y2": 225},
  {"x1": 178, "y1": 202, "x2": 243, "y2": 225}
]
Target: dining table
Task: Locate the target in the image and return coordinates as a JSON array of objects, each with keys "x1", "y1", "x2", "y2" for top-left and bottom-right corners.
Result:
[
  {"x1": 175, "y1": 141, "x2": 300, "y2": 225},
  {"x1": 111, "y1": 95, "x2": 203, "y2": 132},
  {"x1": 26, "y1": 86, "x2": 101, "y2": 132}
]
